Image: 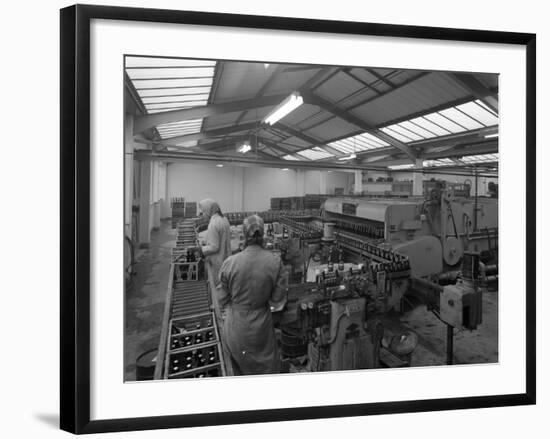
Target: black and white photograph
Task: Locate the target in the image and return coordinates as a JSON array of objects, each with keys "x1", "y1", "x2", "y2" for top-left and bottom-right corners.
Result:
[{"x1": 123, "y1": 56, "x2": 500, "y2": 381}]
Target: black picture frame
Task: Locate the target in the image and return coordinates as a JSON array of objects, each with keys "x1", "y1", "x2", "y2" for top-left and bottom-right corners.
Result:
[{"x1": 60, "y1": 4, "x2": 536, "y2": 434}]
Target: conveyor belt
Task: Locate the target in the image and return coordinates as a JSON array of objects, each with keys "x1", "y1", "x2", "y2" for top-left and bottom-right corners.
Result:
[
  {"x1": 155, "y1": 218, "x2": 226, "y2": 380},
  {"x1": 171, "y1": 281, "x2": 210, "y2": 319}
]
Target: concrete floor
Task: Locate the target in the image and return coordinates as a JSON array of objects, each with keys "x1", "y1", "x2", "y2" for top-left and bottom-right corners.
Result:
[
  {"x1": 124, "y1": 221, "x2": 176, "y2": 381},
  {"x1": 124, "y1": 220, "x2": 498, "y2": 380}
]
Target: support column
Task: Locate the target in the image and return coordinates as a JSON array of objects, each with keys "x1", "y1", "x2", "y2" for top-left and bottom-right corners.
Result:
[
  {"x1": 138, "y1": 160, "x2": 152, "y2": 248},
  {"x1": 295, "y1": 169, "x2": 306, "y2": 196},
  {"x1": 412, "y1": 158, "x2": 423, "y2": 196},
  {"x1": 354, "y1": 170, "x2": 363, "y2": 195},
  {"x1": 124, "y1": 114, "x2": 134, "y2": 239},
  {"x1": 232, "y1": 166, "x2": 244, "y2": 212},
  {"x1": 320, "y1": 171, "x2": 327, "y2": 195}
]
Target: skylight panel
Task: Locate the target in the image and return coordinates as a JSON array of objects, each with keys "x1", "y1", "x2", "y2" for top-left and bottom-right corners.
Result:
[
  {"x1": 126, "y1": 57, "x2": 216, "y2": 68},
  {"x1": 359, "y1": 132, "x2": 390, "y2": 147},
  {"x1": 388, "y1": 164, "x2": 414, "y2": 170},
  {"x1": 380, "y1": 127, "x2": 414, "y2": 143},
  {"x1": 175, "y1": 140, "x2": 199, "y2": 148},
  {"x1": 474, "y1": 99, "x2": 498, "y2": 117},
  {"x1": 283, "y1": 154, "x2": 307, "y2": 161},
  {"x1": 141, "y1": 94, "x2": 210, "y2": 104},
  {"x1": 156, "y1": 119, "x2": 203, "y2": 139},
  {"x1": 133, "y1": 77, "x2": 213, "y2": 89},
  {"x1": 455, "y1": 101, "x2": 499, "y2": 127},
  {"x1": 158, "y1": 119, "x2": 203, "y2": 127},
  {"x1": 329, "y1": 143, "x2": 355, "y2": 154},
  {"x1": 127, "y1": 67, "x2": 215, "y2": 80},
  {"x1": 145, "y1": 100, "x2": 208, "y2": 110},
  {"x1": 438, "y1": 108, "x2": 484, "y2": 130},
  {"x1": 409, "y1": 117, "x2": 451, "y2": 136},
  {"x1": 399, "y1": 121, "x2": 437, "y2": 139},
  {"x1": 389, "y1": 124, "x2": 425, "y2": 141},
  {"x1": 460, "y1": 154, "x2": 499, "y2": 164},
  {"x1": 423, "y1": 158, "x2": 455, "y2": 167},
  {"x1": 138, "y1": 87, "x2": 212, "y2": 97},
  {"x1": 328, "y1": 132, "x2": 389, "y2": 154},
  {"x1": 423, "y1": 113, "x2": 467, "y2": 134},
  {"x1": 297, "y1": 147, "x2": 334, "y2": 160}
]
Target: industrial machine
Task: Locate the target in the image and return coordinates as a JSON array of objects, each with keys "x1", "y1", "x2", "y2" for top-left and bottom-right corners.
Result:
[
  {"x1": 155, "y1": 187, "x2": 498, "y2": 379},
  {"x1": 323, "y1": 186, "x2": 498, "y2": 275}
]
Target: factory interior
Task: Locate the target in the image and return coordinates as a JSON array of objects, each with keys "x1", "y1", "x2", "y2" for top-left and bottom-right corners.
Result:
[{"x1": 124, "y1": 56, "x2": 499, "y2": 381}]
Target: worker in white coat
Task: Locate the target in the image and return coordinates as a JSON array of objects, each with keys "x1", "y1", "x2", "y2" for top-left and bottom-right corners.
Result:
[
  {"x1": 198, "y1": 199, "x2": 232, "y2": 316},
  {"x1": 218, "y1": 215, "x2": 287, "y2": 375}
]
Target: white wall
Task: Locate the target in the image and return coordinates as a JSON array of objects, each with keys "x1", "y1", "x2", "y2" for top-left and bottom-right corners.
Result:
[
  {"x1": 166, "y1": 163, "x2": 353, "y2": 213},
  {"x1": 243, "y1": 167, "x2": 299, "y2": 211}
]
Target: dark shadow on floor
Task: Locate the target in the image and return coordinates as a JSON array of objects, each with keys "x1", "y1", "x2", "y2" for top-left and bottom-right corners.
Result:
[{"x1": 34, "y1": 413, "x2": 59, "y2": 429}]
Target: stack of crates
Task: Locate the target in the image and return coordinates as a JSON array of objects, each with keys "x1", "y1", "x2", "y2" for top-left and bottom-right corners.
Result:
[
  {"x1": 290, "y1": 196, "x2": 305, "y2": 211},
  {"x1": 305, "y1": 194, "x2": 324, "y2": 209},
  {"x1": 280, "y1": 197, "x2": 291, "y2": 210},
  {"x1": 185, "y1": 201, "x2": 198, "y2": 218},
  {"x1": 165, "y1": 312, "x2": 225, "y2": 379},
  {"x1": 171, "y1": 197, "x2": 186, "y2": 228},
  {"x1": 270, "y1": 197, "x2": 282, "y2": 210}
]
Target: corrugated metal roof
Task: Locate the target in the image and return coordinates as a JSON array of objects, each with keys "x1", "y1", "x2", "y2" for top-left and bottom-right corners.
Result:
[
  {"x1": 315, "y1": 71, "x2": 365, "y2": 104},
  {"x1": 304, "y1": 116, "x2": 357, "y2": 141},
  {"x1": 262, "y1": 68, "x2": 320, "y2": 95},
  {"x1": 350, "y1": 72, "x2": 470, "y2": 126},
  {"x1": 202, "y1": 111, "x2": 242, "y2": 130},
  {"x1": 213, "y1": 62, "x2": 270, "y2": 102},
  {"x1": 276, "y1": 103, "x2": 323, "y2": 128}
]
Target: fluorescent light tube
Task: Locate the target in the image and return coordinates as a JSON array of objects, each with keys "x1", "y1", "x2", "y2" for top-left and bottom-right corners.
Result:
[
  {"x1": 338, "y1": 153, "x2": 357, "y2": 161},
  {"x1": 263, "y1": 92, "x2": 303, "y2": 125},
  {"x1": 484, "y1": 133, "x2": 499, "y2": 138},
  {"x1": 237, "y1": 141, "x2": 251, "y2": 153}
]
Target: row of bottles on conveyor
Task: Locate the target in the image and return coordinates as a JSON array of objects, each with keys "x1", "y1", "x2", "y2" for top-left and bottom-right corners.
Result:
[
  {"x1": 333, "y1": 219, "x2": 384, "y2": 239},
  {"x1": 169, "y1": 346, "x2": 220, "y2": 375},
  {"x1": 171, "y1": 329, "x2": 216, "y2": 349},
  {"x1": 319, "y1": 242, "x2": 410, "y2": 282},
  {"x1": 167, "y1": 313, "x2": 223, "y2": 378},
  {"x1": 279, "y1": 217, "x2": 323, "y2": 240}
]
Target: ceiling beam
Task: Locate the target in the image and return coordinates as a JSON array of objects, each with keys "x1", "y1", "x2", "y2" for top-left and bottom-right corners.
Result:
[
  {"x1": 299, "y1": 67, "x2": 341, "y2": 92},
  {"x1": 422, "y1": 140, "x2": 498, "y2": 160},
  {"x1": 234, "y1": 64, "x2": 285, "y2": 127},
  {"x1": 139, "y1": 121, "x2": 260, "y2": 146},
  {"x1": 354, "y1": 125, "x2": 498, "y2": 161},
  {"x1": 367, "y1": 140, "x2": 497, "y2": 167},
  {"x1": 289, "y1": 71, "x2": 429, "y2": 140},
  {"x1": 134, "y1": 150, "x2": 493, "y2": 177},
  {"x1": 198, "y1": 135, "x2": 251, "y2": 151},
  {"x1": 134, "y1": 149, "x2": 390, "y2": 172},
  {"x1": 302, "y1": 92, "x2": 419, "y2": 161},
  {"x1": 365, "y1": 68, "x2": 397, "y2": 89},
  {"x1": 274, "y1": 122, "x2": 346, "y2": 156},
  {"x1": 449, "y1": 73, "x2": 498, "y2": 114},
  {"x1": 133, "y1": 93, "x2": 288, "y2": 134},
  {"x1": 256, "y1": 137, "x2": 296, "y2": 155}
]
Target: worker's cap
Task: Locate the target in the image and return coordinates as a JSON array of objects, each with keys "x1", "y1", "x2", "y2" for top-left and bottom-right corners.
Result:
[{"x1": 242, "y1": 215, "x2": 264, "y2": 239}]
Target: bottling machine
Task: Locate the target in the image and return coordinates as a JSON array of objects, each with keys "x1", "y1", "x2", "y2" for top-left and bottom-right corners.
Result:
[{"x1": 154, "y1": 188, "x2": 497, "y2": 379}]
